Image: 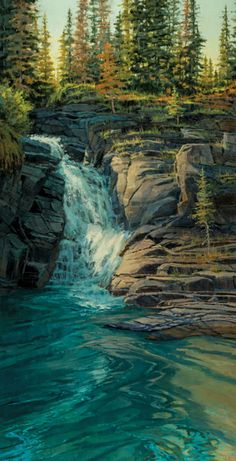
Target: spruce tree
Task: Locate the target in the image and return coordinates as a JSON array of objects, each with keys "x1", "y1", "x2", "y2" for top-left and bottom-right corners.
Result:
[
  {"x1": 58, "y1": 30, "x2": 67, "y2": 84},
  {"x1": 113, "y1": 12, "x2": 123, "y2": 66},
  {"x1": 58, "y1": 9, "x2": 74, "y2": 84},
  {"x1": 200, "y1": 56, "x2": 215, "y2": 92},
  {"x1": 37, "y1": 14, "x2": 55, "y2": 84},
  {"x1": 97, "y1": 0, "x2": 111, "y2": 52},
  {"x1": 193, "y1": 169, "x2": 215, "y2": 253},
  {"x1": 218, "y1": 6, "x2": 231, "y2": 85},
  {"x1": 5, "y1": 0, "x2": 39, "y2": 89},
  {"x1": 173, "y1": 0, "x2": 204, "y2": 94},
  {"x1": 88, "y1": 0, "x2": 100, "y2": 82},
  {"x1": 167, "y1": 0, "x2": 181, "y2": 91},
  {"x1": 97, "y1": 43, "x2": 124, "y2": 113},
  {"x1": 0, "y1": 0, "x2": 14, "y2": 81},
  {"x1": 167, "y1": 88, "x2": 185, "y2": 125},
  {"x1": 74, "y1": 0, "x2": 90, "y2": 83},
  {"x1": 64, "y1": 9, "x2": 74, "y2": 83},
  {"x1": 120, "y1": 0, "x2": 133, "y2": 82},
  {"x1": 130, "y1": 0, "x2": 171, "y2": 93},
  {"x1": 230, "y1": 2, "x2": 236, "y2": 81}
]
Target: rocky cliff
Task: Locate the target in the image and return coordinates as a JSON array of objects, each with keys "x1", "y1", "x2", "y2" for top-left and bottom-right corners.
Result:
[
  {"x1": 0, "y1": 137, "x2": 65, "y2": 289},
  {"x1": 106, "y1": 131, "x2": 236, "y2": 340}
]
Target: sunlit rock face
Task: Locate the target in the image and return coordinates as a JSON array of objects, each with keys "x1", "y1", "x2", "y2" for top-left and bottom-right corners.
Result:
[
  {"x1": 0, "y1": 137, "x2": 65, "y2": 289},
  {"x1": 108, "y1": 135, "x2": 236, "y2": 340}
]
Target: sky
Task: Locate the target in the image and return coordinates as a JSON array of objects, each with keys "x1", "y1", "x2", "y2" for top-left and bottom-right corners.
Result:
[{"x1": 39, "y1": 0, "x2": 235, "y2": 63}]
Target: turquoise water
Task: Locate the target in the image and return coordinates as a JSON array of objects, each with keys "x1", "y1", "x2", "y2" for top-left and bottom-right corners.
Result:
[{"x1": 1, "y1": 285, "x2": 236, "y2": 461}]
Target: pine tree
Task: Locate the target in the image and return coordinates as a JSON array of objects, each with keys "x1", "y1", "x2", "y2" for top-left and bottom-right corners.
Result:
[
  {"x1": 167, "y1": 88, "x2": 185, "y2": 125},
  {"x1": 208, "y1": 58, "x2": 215, "y2": 89},
  {"x1": 96, "y1": 43, "x2": 124, "y2": 113},
  {"x1": 174, "y1": 0, "x2": 204, "y2": 94},
  {"x1": 97, "y1": 0, "x2": 111, "y2": 52},
  {"x1": 64, "y1": 9, "x2": 74, "y2": 83},
  {"x1": 58, "y1": 9, "x2": 74, "y2": 84},
  {"x1": 200, "y1": 56, "x2": 215, "y2": 92},
  {"x1": 218, "y1": 6, "x2": 231, "y2": 85},
  {"x1": 58, "y1": 30, "x2": 67, "y2": 84},
  {"x1": 74, "y1": 0, "x2": 90, "y2": 83},
  {"x1": 0, "y1": 0, "x2": 14, "y2": 81},
  {"x1": 37, "y1": 14, "x2": 55, "y2": 84},
  {"x1": 230, "y1": 2, "x2": 236, "y2": 81},
  {"x1": 113, "y1": 12, "x2": 123, "y2": 66},
  {"x1": 130, "y1": 0, "x2": 171, "y2": 93},
  {"x1": 193, "y1": 169, "x2": 216, "y2": 253},
  {"x1": 120, "y1": 0, "x2": 133, "y2": 82},
  {"x1": 4, "y1": 0, "x2": 39, "y2": 89},
  {"x1": 88, "y1": 0, "x2": 100, "y2": 81},
  {"x1": 166, "y1": 0, "x2": 181, "y2": 91},
  {"x1": 129, "y1": 0, "x2": 147, "y2": 90}
]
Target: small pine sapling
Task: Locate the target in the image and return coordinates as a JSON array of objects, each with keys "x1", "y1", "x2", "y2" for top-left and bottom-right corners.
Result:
[
  {"x1": 193, "y1": 168, "x2": 216, "y2": 253},
  {"x1": 167, "y1": 89, "x2": 185, "y2": 125}
]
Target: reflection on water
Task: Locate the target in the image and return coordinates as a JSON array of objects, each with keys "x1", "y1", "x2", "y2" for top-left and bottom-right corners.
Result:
[{"x1": 1, "y1": 286, "x2": 236, "y2": 461}]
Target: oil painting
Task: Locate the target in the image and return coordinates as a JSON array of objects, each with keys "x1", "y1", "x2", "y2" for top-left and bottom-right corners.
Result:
[{"x1": 0, "y1": 0, "x2": 236, "y2": 459}]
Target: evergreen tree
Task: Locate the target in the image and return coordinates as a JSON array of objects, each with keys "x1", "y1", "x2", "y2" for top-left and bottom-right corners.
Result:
[
  {"x1": 218, "y1": 6, "x2": 231, "y2": 85},
  {"x1": 167, "y1": 88, "x2": 185, "y2": 125},
  {"x1": 64, "y1": 9, "x2": 74, "y2": 83},
  {"x1": 200, "y1": 56, "x2": 215, "y2": 92},
  {"x1": 74, "y1": 0, "x2": 90, "y2": 83},
  {"x1": 97, "y1": 0, "x2": 111, "y2": 52},
  {"x1": 4, "y1": 0, "x2": 39, "y2": 89},
  {"x1": 96, "y1": 43, "x2": 124, "y2": 113},
  {"x1": 193, "y1": 169, "x2": 216, "y2": 253},
  {"x1": 37, "y1": 14, "x2": 55, "y2": 84},
  {"x1": 120, "y1": 0, "x2": 133, "y2": 82},
  {"x1": 230, "y1": 2, "x2": 236, "y2": 81},
  {"x1": 174, "y1": 0, "x2": 204, "y2": 94},
  {"x1": 208, "y1": 58, "x2": 214, "y2": 86},
  {"x1": 113, "y1": 12, "x2": 123, "y2": 66},
  {"x1": 130, "y1": 0, "x2": 171, "y2": 93},
  {"x1": 166, "y1": 0, "x2": 181, "y2": 91},
  {"x1": 88, "y1": 0, "x2": 100, "y2": 81},
  {"x1": 58, "y1": 9, "x2": 74, "y2": 84},
  {"x1": 0, "y1": 0, "x2": 14, "y2": 81},
  {"x1": 58, "y1": 30, "x2": 67, "y2": 83}
]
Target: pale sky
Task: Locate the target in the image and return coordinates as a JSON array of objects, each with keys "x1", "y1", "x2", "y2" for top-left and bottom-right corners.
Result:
[{"x1": 39, "y1": 0, "x2": 235, "y2": 63}]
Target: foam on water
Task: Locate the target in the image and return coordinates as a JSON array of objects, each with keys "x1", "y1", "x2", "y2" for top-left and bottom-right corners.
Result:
[{"x1": 30, "y1": 136, "x2": 127, "y2": 287}]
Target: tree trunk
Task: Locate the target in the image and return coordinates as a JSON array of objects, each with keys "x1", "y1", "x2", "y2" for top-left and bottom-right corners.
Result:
[{"x1": 111, "y1": 99, "x2": 116, "y2": 114}]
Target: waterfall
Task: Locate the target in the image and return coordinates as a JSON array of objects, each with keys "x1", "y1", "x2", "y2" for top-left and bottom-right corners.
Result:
[{"x1": 30, "y1": 136, "x2": 126, "y2": 287}]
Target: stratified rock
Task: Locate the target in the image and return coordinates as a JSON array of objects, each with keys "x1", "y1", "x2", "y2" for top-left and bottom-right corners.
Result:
[
  {"x1": 106, "y1": 142, "x2": 179, "y2": 229},
  {"x1": 175, "y1": 143, "x2": 214, "y2": 217},
  {"x1": 0, "y1": 138, "x2": 65, "y2": 290}
]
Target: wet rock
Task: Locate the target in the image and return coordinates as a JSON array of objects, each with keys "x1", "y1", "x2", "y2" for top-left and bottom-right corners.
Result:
[{"x1": 0, "y1": 138, "x2": 65, "y2": 290}]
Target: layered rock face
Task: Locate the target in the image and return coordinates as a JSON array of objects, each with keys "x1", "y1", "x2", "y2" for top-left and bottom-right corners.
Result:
[
  {"x1": 0, "y1": 138, "x2": 65, "y2": 290},
  {"x1": 107, "y1": 136, "x2": 236, "y2": 340},
  {"x1": 33, "y1": 105, "x2": 138, "y2": 166}
]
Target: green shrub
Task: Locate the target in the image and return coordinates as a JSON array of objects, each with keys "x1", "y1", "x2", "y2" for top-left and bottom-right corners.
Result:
[
  {"x1": 0, "y1": 85, "x2": 30, "y2": 172},
  {"x1": 0, "y1": 85, "x2": 32, "y2": 133},
  {"x1": 48, "y1": 83, "x2": 102, "y2": 106},
  {"x1": 0, "y1": 122, "x2": 24, "y2": 173}
]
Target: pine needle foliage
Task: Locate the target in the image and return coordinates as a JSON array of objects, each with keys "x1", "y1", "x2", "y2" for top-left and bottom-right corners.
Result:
[
  {"x1": 0, "y1": 85, "x2": 31, "y2": 172},
  {"x1": 193, "y1": 169, "x2": 216, "y2": 252},
  {"x1": 0, "y1": 122, "x2": 24, "y2": 173},
  {"x1": 96, "y1": 43, "x2": 124, "y2": 113}
]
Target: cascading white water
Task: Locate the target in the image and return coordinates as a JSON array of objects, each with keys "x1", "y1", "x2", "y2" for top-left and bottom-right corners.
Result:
[
  {"x1": 54, "y1": 158, "x2": 126, "y2": 286},
  {"x1": 31, "y1": 136, "x2": 126, "y2": 287}
]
